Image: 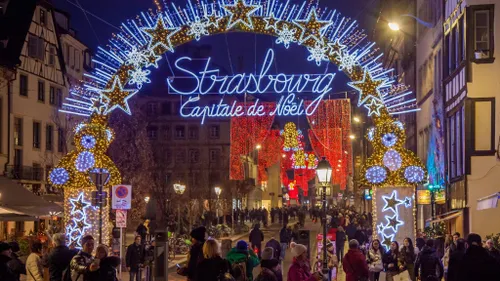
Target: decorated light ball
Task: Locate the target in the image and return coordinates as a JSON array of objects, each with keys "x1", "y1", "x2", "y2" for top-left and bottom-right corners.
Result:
[
  {"x1": 404, "y1": 166, "x2": 425, "y2": 183},
  {"x1": 75, "y1": 151, "x2": 95, "y2": 172},
  {"x1": 365, "y1": 166, "x2": 387, "y2": 184},
  {"x1": 80, "y1": 135, "x2": 97, "y2": 149},
  {"x1": 382, "y1": 133, "x2": 397, "y2": 147},
  {"x1": 383, "y1": 149, "x2": 402, "y2": 171},
  {"x1": 49, "y1": 168, "x2": 70, "y2": 185}
]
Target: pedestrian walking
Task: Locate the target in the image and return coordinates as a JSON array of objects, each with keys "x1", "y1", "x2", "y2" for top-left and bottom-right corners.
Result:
[
  {"x1": 7, "y1": 242, "x2": 25, "y2": 281},
  {"x1": 249, "y1": 224, "x2": 264, "y2": 258},
  {"x1": 26, "y1": 241, "x2": 44, "y2": 281},
  {"x1": 95, "y1": 245, "x2": 120, "y2": 281},
  {"x1": 400, "y1": 237, "x2": 417, "y2": 281},
  {"x1": 345, "y1": 222, "x2": 356, "y2": 241},
  {"x1": 226, "y1": 240, "x2": 260, "y2": 281},
  {"x1": 336, "y1": 226, "x2": 346, "y2": 264},
  {"x1": 415, "y1": 238, "x2": 425, "y2": 252},
  {"x1": 485, "y1": 239, "x2": 500, "y2": 264},
  {"x1": 414, "y1": 239, "x2": 443, "y2": 281},
  {"x1": 70, "y1": 235, "x2": 99, "y2": 281},
  {"x1": 136, "y1": 220, "x2": 148, "y2": 242},
  {"x1": 354, "y1": 226, "x2": 368, "y2": 246},
  {"x1": 255, "y1": 247, "x2": 282, "y2": 281},
  {"x1": 0, "y1": 242, "x2": 17, "y2": 281},
  {"x1": 280, "y1": 225, "x2": 291, "y2": 261},
  {"x1": 343, "y1": 239, "x2": 369, "y2": 281},
  {"x1": 456, "y1": 233, "x2": 500, "y2": 281},
  {"x1": 178, "y1": 226, "x2": 206, "y2": 281},
  {"x1": 447, "y1": 238, "x2": 465, "y2": 281},
  {"x1": 367, "y1": 239, "x2": 383, "y2": 281},
  {"x1": 287, "y1": 242, "x2": 321, "y2": 281},
  {"x1": 47, "y1": 233, "x2": 77, "y2": 281},
  {"x1": 126, "y1": 235, "x2": 145, "y2": 281},
  {"x1": 196, "y1": 239, "x2": 231, "y2": 281},
  {"x1": 383, "y1": 241, "x2": 401, "y2": 281}
]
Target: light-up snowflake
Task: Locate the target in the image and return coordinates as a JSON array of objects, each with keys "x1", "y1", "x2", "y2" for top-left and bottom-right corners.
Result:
[
  {"x1": 128, "y1": 68, "x2": 151, "y2": 88},
  {"x1": 125, "y1": 47, "x2": 148, "y2": 68},
  {"x1": 337, "y1": 50, "x2": 358, "y2": 73},
  {"x1": 276, "y1": 24, "x2": 297, "y2": 49},
  {"x1": 187, "y1": 20, "x2": 209, "y2": 41},
  {"x1": 307, "y1": 43, "x2": 329, "y2": 66}
]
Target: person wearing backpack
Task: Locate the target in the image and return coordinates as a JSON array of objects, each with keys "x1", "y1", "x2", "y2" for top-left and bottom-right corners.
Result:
[
  {"x1": 414, "y1": 239, "x2": 443, "y2": 281},
  {"x1": 226, "y1": 240, "x2": 259, "y2": 281},
  {"x1": 69, "y1": 235, "x2": 99, "y2": 281},
  {"x1": 47, "y1": 233, "x2": 77, "y2": 281},
  {"x1": 196, "y1": 239, "x2": 232, "y2": 281}
]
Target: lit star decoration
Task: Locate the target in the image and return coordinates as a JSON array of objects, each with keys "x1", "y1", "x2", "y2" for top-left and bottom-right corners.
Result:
[
  {"x1": 141, "y1": 16, "x2": 179, "y2": 53},
  {"x1": 90, "y1": 96, "x2": 108, "y2": 115},
  {"x1": 145, "y1": 50, "x2": 162, "y2": 68},
  {"x1": 276, "y1": 24, "x2": 297, "y2": 49},
  {"x1": 263, "y1": 12, "x2": 280, "y2": 31},
  {"x1": 205, "y1": 11, "x2": 223, "y2": 28},
  {"x1": 382, "y1": 190, "x2": 404, "y2": 213},
  {"x1": 66, "y1": 192, "x2": 92, "y2": 247},
  {"x1": 376, "y1": 190, "x2": 414, "y2": 250},
  {"x1": 128, "y1": 68, "x2": 151, "y2": 88},
  {"x1": 223, "y1": 0, "x2": 260, "y2": 30},
  {"x1": 307, "y1": 43, "x2": 329, "y2": 66},
  {"x1": 187, "y1": 20, "x2": 209, "y2": 41},
  {"x1": 348, "y1": 69, "x2": 385, "y2": 106},
  {"x1": 377, "y1": 223, "x2": 386, "y2": 233},
  {"x1": 404, "y1": 197, "x2": 412, "y2": 208},
  {"x1": 382, "y1": 233, "x2": 395, "y2": 250},
  {"x1": 293, "y1": 8, "x2": 331, "y2": 43},
  {"x1": 69, "y1": 192, "x2": 91, "y2": 216},
  {"x1": 100, "y1": 77, "x2": 138, "y2": 115},
  {"x1": 385, "y1": 214, "x2": 404, "y2": 232},
  {"x1": 364, "y1": 99, "x2": 384, "y2": 116}
]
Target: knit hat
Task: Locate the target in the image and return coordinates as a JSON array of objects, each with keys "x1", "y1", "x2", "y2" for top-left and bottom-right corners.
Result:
[
  {"x1": 290, "y1": 242, "x2": 307, "y2": 257},
  {"x1": 261, "y1": 247, "x2": 274, "y2": 260},
  {"x1": 0, "y1": 242, "x2": 11, "y2": 253},
  {"x1": 190, "y1": 226, "x2": 206, "y2": 241},
  {"x1": 236, "y1": 240, "x2": 248, "y2": 250}
]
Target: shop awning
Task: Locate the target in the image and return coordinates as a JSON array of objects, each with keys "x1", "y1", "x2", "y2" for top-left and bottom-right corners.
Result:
[
  {"x1": 477, "y1": 192, "x2": 500, "y2": 210},
  {"x1": 0, "y1": 176, "x2": 63, "y2": 220},
  {"x1": 426, "y1": 210, "x2": 463, "y2": 224}
]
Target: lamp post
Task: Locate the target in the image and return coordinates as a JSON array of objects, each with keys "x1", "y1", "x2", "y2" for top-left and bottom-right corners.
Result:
[
  {"x1": 173, "y1": 183, "x2": 186, "y2": 233},
  {"x1": 214, "y1": 186, "x2": 222, "y2": 224},
  {"x1": 89, "y1": 168, "x2": 110, "y2": 245},
  {"x1": 315, "y1": 157, "x2": 332, "y2": 281}
]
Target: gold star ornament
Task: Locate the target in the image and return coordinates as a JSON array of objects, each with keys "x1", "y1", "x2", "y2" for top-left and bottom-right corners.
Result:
[
  {"x1": 293, "y1": 8, "x2": 331, "y2": 43},
  {"x1": 348, "y1": 69, "x2": 386, "y2": 106},
  {"x1": 142, "y1": 16, "x2": 179, "y2": 53},
  {"x1": 100, "y1": 77, "x2": 139, "y2": 115},
  {"x1": 224, "y1": 0, "x2": 260, "y2": 30}
]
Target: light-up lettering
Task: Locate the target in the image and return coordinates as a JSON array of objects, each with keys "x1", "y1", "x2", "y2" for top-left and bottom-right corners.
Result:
[{"x1": 167, "y1": 48, "x2": 337, "y2": 123}]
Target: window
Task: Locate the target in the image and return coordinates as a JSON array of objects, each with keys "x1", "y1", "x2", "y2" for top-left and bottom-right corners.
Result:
[
  {"x1": 471, "y1": 5, "x2": 495, "y2": 62},
  {"x1": 189, "y1": 149, "x2": 200, "y2": 163},
  {"x1": 450, "y1": 26, "x2": 457, "y2": 72},
  {"x1": 469, "y1": 98, "x2": 496, "y2": 155},
  {"x1": 56, "y1": 88, "x2": 63, "y2": 107},
  {"x1": 48, "y1": 46, "x2": 55, "y2": 66},
  {"x1": 458, "y1": 17, "x2": 465, "y2": 62},
  {"x1": 162, "y1": 102, "x2": 172, "y2": 115},
  {"x1": 46, "y1": 124, "x2": 53, "y2": 151},
  {"x1": 188, "y1": 126, "x2": 199, "y2": 139},
  {"x1": 210, "y1": 125, "x2": 220, "y2": 138},
  {"x1": 14, "y1": 149, "x2": 22, "y2": 167},
  {"x1": 147, "y1": 103, "x2": 157, "y2": 115},
  {"x1": 14, "y1": 118, "x2": 22, "y2": 146},
  {"x1": 175, "y1": 149, "x2": 186, "y2": 163},
  {"x1": 33, "y1": 121, "x2": 41, "y2": 149},
  {"x1": 447, "y1": 107, "x2": 464, "y2": 180},
  {"x1": 163, "y1": 126, "x2": 171, "y2": 140},
  {"x1": 57, "y1": 128, "x2": 64, "y2": 152},
  {"x1": 38, "y1": 81, "x2": 45, "y2": 102},
  {"x1": 175, "y1": 126, "x2": 185, "y2": 139},
  {"x1": 28, "y1": 35, "x2": 44, "y2": 60},
  {"x1": 19, "y1": 74, "x2": 28, "y2": 96},
  {"x1": 39, "y1": 9, "x2": 46, "y2": 25},
  {"x1": 209, "y1": 149, "x2": 220, "y2": 163},
  {"x1": 49, "y1": 86, "x2": 55, "y2": 105},
  {"x1": 147, "y1": 127, "x2": 158, "y2": 140},
  {"x1": 75, "y1": 49, "x2": 80, "y2": 71}
]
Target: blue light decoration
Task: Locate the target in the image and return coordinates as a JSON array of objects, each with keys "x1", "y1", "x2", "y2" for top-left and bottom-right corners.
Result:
[
  {"x1": 75, "y1": 151, "x2": 95, "y2": 172},
  {"x1": 66, "y1": 192, "x2": 92, "y2": 247},
  {"x1": 383, "y1": 149, "x2": 402, "y2": 171},
  {"x1": 80, "y1": 135, "x2": 97, "y2": 149},
  {"x1": 365, "y1": 166, "x2": 387, "y2": 184},
  {"x1": 404, "y1": 165, "x2": 425, "y2": 183},
  {"x1": 49, "y1": 168, "x2": 70, "y2": 185},
  {"x1": 382, "y1": 133, "x2": 397, "y2": 147},
  {"x1": 377, "y1": 190, "x2": 412, "y2": 250}
]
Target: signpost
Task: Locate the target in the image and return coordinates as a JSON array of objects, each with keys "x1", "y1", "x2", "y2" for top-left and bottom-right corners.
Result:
[{"x1": 112, "y1": 185, "x2": 132, "y2": 280}]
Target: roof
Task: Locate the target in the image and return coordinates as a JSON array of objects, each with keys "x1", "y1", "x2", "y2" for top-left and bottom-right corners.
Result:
[{"x1": 0, "y1": 0, "x2": 37, "y2": 69}]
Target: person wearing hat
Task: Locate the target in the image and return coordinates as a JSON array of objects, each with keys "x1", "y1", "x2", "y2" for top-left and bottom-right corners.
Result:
[
  {"x1": 177, "y1": 226, "x2": 206, "y2": 281},
  {"x1": 0, "y1": 242, "x2": 17, "y2": 281},
  {"x1": 287, "y1": 242, "x2": 322, "y2": 281},
  {"x1": 255, "y1": 247, "x2": 282, "y2": 281},
  {"x1": 226, "y1": 240, "x2": 260, "y2": 281},
  {"x1": 7, "y1": 241, "x2": 25, "y2": 281}
]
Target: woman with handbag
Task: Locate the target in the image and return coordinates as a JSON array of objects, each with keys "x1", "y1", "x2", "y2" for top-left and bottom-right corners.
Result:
[
  {"x1": 400, "y1": 238, "x2": 417, "y2": 281},
  {"x1": 382, "y1": 241, "x2": 401, "y2": 281},
  {"x1": 367, "y1": 239, "x2": 383, "y2": 281}
]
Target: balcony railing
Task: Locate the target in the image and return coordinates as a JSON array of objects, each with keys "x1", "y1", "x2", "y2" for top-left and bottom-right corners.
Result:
[{"x1": 6, "y1": 165, "x2": 44, "y2": 181}]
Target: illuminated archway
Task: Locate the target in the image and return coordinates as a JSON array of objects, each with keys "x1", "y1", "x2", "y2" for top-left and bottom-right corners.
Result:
[{"x1": 48, "y1": 0, "x2": 426, "y2": 247}]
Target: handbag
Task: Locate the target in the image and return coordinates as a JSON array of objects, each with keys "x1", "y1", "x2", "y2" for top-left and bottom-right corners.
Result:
[{"x1": 393, "y1": 270, "x2": 411, "y2": 281}]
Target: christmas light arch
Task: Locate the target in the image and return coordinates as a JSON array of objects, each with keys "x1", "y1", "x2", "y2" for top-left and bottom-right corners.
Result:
[{"x1": 49, "y1": 0, "x2": 427, "y2": 246}]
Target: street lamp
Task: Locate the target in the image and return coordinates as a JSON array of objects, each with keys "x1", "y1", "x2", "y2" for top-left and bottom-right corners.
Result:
[
  {"x1": 349, "y1": 134, "x2": 356, "y2": 140},
  {"x1": 256, "y1": 144, "x2": 262, "y2": 150},
  {"x1": 173, "y1": 183, "x2": 186, "y2": 233},
  {"x1": 315, "y1": 157, "x2": 332, "y2": 280},
  {"x1": 353, "y1": 116, "x2": 361, "y2": 123},
  {"x1": 388, "y1": 22, "x2": 400, "y2": 31},
  {"x1": 89, "y1": 168, "x2": 110, "y2": 245},
  {"x1": 214, "y1": 186, "x2": 222, "y2": 224},
  {"x1": 144, "y1": 196, "x2": 150, "y2": 203}
]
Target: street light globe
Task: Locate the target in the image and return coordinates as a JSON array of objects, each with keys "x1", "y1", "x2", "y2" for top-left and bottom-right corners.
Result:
[
  {"x1": 349, "y1": 134, "x2": 356, "y2": 140},
  {"x1": 353, "y1": 116, "x2": 361, "y2": 123},
  {"x1": 214, "y1": 186, "x2": 222, "y2": 196},
  {"x1": 316, "y1": 157, "x2": 332, "y2": 185},
  {"x1": 256, "y1": 144, "x2": 262, "y2": 150},
  {"x1": 388, "y1": 22, "x2": 400, "y2": 31},
  {"x1": 144, "y1": 196, "x2": 150, "y2": 203},
  {"x1": 173, "y1": 183, "x2": 186, "y2": 195}
]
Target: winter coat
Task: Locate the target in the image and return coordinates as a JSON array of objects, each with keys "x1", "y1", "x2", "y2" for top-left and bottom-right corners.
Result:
[
  {"x1": 226, "y1": 247, "x2": 259, "y2": 280},
  {"x1": 47, "y1": 245, "x2": 77, "y2": 281},
  {"x1": 335, "y1": 230, "x2": 346, "y2": 247},
  {"x1": 287, "y1": 258, "x2": 315, "y2": 281},
  {"x1": 258, "y1": 259, "x2": 282, "y2": 281},
  {"x1": 414, "y1": 246, "x2": 443, "y2": 281},
  {"x1": 266, "y1": 239, "x2": 281, "y2": 260},
  {"x1": 486, "y1": 247, "x2": 500, "y2": 265},
  {"x1": 280, "y1": 228, "x2": 291, "y2": 244},
  {"x1": 447, "y1": 249, "x2": 465, "y2": 281},
  {"x1": 366, "y1": 248, "x2": 383, "y2": 272},
  {"x1": 125, "y1": 243, "x2": 145, "y2": 271},
  {"x1": 186, "y1": 241, "x2": 205, "y2": 280},
  {"x1": 70, "y1": 251, "x2": 94, "y2": 281},
  {"x1": 353, "y1": 230, "x2": 367, "y2": 245},
  {"x1": 383, "y1": 250, "x2": 400, "y2": 272},
  {"x1": 399, "y1": 246, "x2": 417, "y2": 268},
  {"x1": 97, "y1": 256, "x2": 120, "y2": 281},
  {"x1": 0, "y1": 255, "x2": 17, "y2": 281},
  {"x1": 342, "y1": 249, "x2": 369, "y2": 281},
  {"x1": 7, "y1": 252, "x2": 25, "y2": 280},
  {"x1": 25, "y1": 253, "x2": 43, "y2": 281},
  {"x1": 456, "y1": 245, "x2": 500, "y2": 281},
  {"x1": 345, "y1": 224, "x2": 356, "y2": 240},
  {"x1": 195, "y1": 256, "x2": 230, "y2": 281},
  {"x1": 249, "y1": 226, "x2": 264, "y2": 246},
  {"x1": 255, "y1": 267, "x2": 278, "y2": 281}
]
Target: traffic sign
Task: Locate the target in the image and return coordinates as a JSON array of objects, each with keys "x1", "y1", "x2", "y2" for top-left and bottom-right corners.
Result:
[
  {"x1": 116, "y1": 209, "x2": 127, "y2": 228},
  {"x1": 112, "y1": 185, "x2": 132, "y2": 209}
]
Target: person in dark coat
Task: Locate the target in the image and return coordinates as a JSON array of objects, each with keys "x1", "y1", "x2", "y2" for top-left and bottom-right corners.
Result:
[
  {"x1": 47, "y1": 233, "x2": 77, "y2": 281},
  {"x1": 136, "y1": 221, "x2": 148, "y2": 242},
  {"x1": 335, "y1": 226, "x2": 346, "y2": 264},
  {"x1": 0, "y1": 242, "x2": 16, "y2": 281},
  {"x1": 485, "y1": 239, "x2": 500, "y2": 264},
  {"x1": 283, "y1": 210, "x2": 289, "y2": 226},
  {"x1": 383, "y1": 241, "x2": 401, "y2": 280},
  {"x1": 126, "y1": 235, "x2": 145, "y2": 281},
  {"x1": 345, "y1": 223, "x2": 357, "y2": 241},
  {"x1": 279, "y1": 225, "x2": 291, "y2": 261},
  {"x1": 447, "y1": 238, "x2": 465, "y2": 281},
  {"x1": 414, "y1": 239, "x2": 443, "y2": 281},
  {"x1": 95, "y1": 245, "x2": 120, "y2": 281},
  {"x1": 256, "y1": 247, "x2": 282, "y2": 281},
  {"x1": 415, "y1": 238, "x2": 425, "y2": 252},
  {"x1": 265, "y1": 236, "x2": 281, "y2": 261},
  {"x1": 7, "y1": 242, "x2": 25, "y2": 281},
  {"x1": 456, "y1": 233, "x2": 500, "y2": 281},
  {"x1": 195, "y1": 239, "x2": 230, "y2": 281},
  {"x1": 342, "y1": 240, "x2": 369, "y2": 281},
  {"x1": 249, "y1": 224, "x2": 264, "y2": 258},
  {"x1": 353, "y1": 226, "x2": 367, "y2": 246},
  {"x1": 178, "y1": 226, "x2": 206, "y2": 281}
]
